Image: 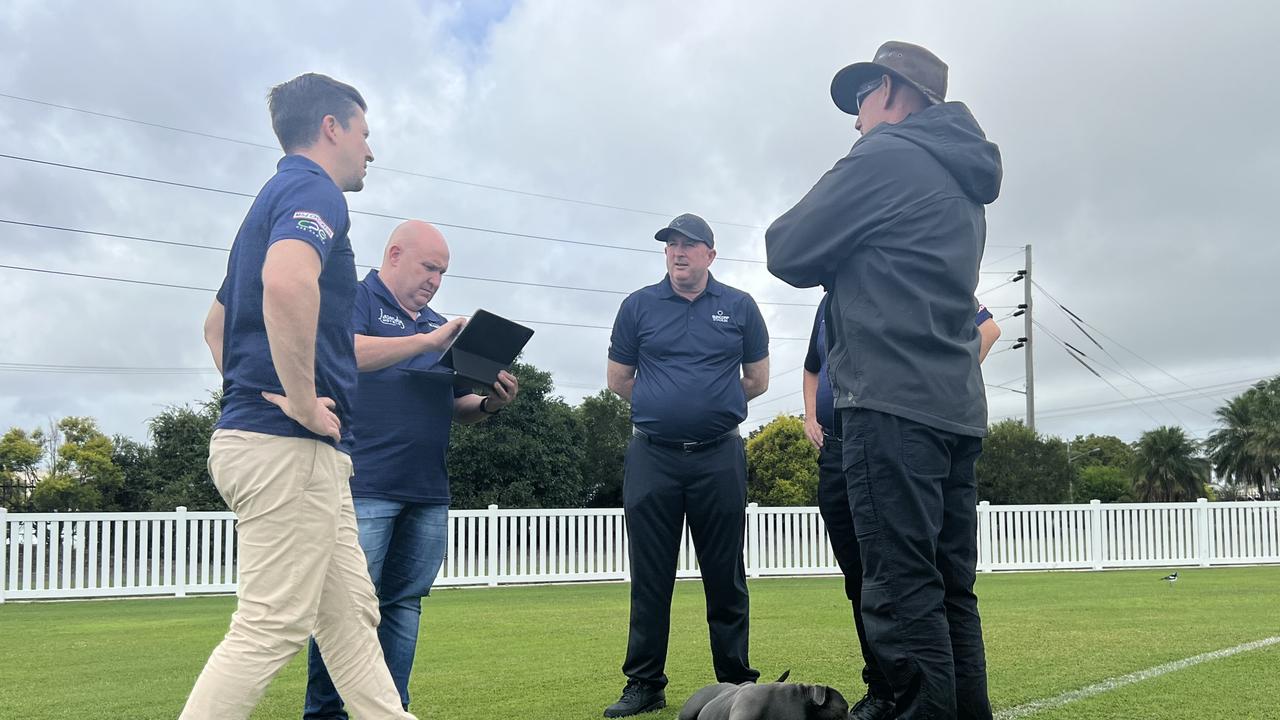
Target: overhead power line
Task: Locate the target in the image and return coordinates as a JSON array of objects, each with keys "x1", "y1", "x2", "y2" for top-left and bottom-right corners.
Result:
[
  {"x1": 0, "y1": 102, "x2": 1039, "y2": 275},
  {"x1": 976, "y1": 278, "x2": 1019, "y2": 296},
  {"x1": 1033, "y1": 321, "x2": 1164, "y2": 426},
  {"x1": 0, "y1": 362, "x2": 216, "y2": 375},
  {"x1": 744, "y1": 406, "x2": 804, "y2": 428},
  {"x1": 0, "y1": 263, "x2": 218, "y2": 293},
  {"x1": 993, "y1": 375, "x2": 1270, "y2": 423},
  {"x1": 0, "y1": 152, "x2": 771, "y2": 264},
  {"x1": 1029, "y1": 286, "x2": 1212, "y2": 421},
  {"x1": 981, "y1": 247, "x2": 1025, "y2": 268},
  {"x1": 747, "y1": 389, "x2": 802, "y2": 409},
  {"x1": 0, "y1": 263, "x2": 810, "y2": 340},
  {"x1": 0, "y1": 362, "x2": 610, "y2": 394},
  {"x1": 0, "y1": 91, "x2": 769, "y2": 230},
  {"x1": 0, "y1": 218, "x2": 815, "y2": 308},
  {"x1": 1032, "y1": 280, "x2": 1197, "y2": 393}
]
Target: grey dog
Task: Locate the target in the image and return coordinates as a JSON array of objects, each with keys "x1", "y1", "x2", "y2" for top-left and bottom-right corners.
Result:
[{"x1": 677, "y1": 672, "x2": 849, "y2": 720}]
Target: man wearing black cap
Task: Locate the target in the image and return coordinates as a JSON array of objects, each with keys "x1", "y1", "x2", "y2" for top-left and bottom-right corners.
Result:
[
  {"x1": 604, "y1": 213, "x2": 769, "y2": 717},
  {"x1": 766, "y1": 42, "x2": 1003, "y2": 720}
]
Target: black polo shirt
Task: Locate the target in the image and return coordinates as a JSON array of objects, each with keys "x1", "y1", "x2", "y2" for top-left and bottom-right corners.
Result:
[{"x1": 609, "y1": 273, "x2": 769, "y2": 443}]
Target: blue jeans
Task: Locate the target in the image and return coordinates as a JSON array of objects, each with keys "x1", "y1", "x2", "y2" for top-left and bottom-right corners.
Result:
[{"x1": 303, "y1": 498, "x2": 449, "y2": 719}]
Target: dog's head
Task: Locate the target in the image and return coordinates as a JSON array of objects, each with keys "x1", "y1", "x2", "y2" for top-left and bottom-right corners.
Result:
[
  {"x1": 802, "y1": 684, "x2": 849, "y2": 720},
  {"x1": 679, "y1": 678, "x2": 850, "y2": 720}
]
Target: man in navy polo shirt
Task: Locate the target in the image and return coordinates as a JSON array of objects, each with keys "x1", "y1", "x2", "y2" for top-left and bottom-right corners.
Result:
[
  {"x1": 185, "y1": 74, "x2": 414, "y2": 719},
  {"x1": 604, "y1": 213, "x2": 769, "y2": 718},
  {"x1": 303, "y1": 220, "x2": 518, "y2": 719},
  {"x1": 804, "y1": 297, "x2": 1000, "y2": 720}
]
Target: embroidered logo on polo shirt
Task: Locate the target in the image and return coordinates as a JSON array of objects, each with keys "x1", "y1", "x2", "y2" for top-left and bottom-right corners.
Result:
[
  {"x1": 711, "y1": 310, "x2": 731, "y2": 323},
  {"x1": 293, "y1": 211, "x2": 334, "y2": 244},
  {"x1": 378, "y1": 308, "x2": 406, "y2": 329}
]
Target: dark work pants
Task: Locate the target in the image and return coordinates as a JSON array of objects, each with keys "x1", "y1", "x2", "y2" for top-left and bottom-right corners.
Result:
[
  {"x1": 621, "y1": 434, "x2": 760, "y2": 689},
  {"x1": 815, "y1": 431, "x2": 894, "y2": 701},
  {"x1": 840, "y1": 408, "x2": 992, "y2": 720}
]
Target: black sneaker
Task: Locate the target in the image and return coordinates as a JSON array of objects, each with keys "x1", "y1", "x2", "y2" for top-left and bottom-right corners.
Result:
[
  {"x1": 604, "y1": 680, "x2": 666, "y2": 718},
  {"x1": 848, "y1": 692, "x2": 894, "y2": 720}
]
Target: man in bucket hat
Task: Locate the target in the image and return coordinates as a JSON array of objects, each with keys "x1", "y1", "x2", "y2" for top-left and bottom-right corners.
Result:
[
  {"x1": 604, "y1": 213, "x2": 769, "y2": 717},
  {"x1": 766, "y1": 41, "x2": 1003, "y2": 720}
]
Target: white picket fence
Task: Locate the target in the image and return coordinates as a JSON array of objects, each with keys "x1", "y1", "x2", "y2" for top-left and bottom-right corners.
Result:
[{"x1": 2, "y1": 500, "x2": 1279, "y2": 602}]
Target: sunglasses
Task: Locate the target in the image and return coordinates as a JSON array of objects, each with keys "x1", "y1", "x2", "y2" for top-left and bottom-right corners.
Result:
[{"x1": 855, "y1": 77, "x2": 885, "y2": 113}]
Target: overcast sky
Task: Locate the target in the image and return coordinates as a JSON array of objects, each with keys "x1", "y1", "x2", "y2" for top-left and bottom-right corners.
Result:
[{"x1": 1, "y1": 0, "x2": 1278, "y2": 447}]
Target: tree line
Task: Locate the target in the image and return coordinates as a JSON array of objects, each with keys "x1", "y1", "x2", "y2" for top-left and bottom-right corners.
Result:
[
  {"x1": 745, "y1": 376, "x2": 1280, "y2": 505},
  {"x1": 2, "y1": 368, "x2": 1277, "y2": 511}
]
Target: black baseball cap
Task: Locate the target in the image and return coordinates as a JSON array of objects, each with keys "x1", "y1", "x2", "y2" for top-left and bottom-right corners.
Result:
[{"x1": 654, "y1": 213, "x2": 714, "y2": 248}]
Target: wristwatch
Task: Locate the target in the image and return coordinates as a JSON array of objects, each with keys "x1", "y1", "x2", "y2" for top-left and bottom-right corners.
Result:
[{"x1": 480, "y1": 395, "x2": 502, "y2": 415}]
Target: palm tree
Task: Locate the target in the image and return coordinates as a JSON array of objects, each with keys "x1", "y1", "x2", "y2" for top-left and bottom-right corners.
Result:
[
  {"x1": 1132, "y1": 426, "x2": 1210, "y2": 502},
  {"x1": 1206, "y1": 378, "x2": 1280, "y2": 500}
]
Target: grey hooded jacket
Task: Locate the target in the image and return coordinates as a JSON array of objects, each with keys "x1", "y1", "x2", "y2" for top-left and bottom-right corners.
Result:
[{"x1": 766, "y1": 102, "x2": 1002, "y2": 436}]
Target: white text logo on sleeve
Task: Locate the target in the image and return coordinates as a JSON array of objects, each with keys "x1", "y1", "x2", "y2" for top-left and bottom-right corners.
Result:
[{"x1": 294, "y1": 211, "x2": 334, "y2": 244}]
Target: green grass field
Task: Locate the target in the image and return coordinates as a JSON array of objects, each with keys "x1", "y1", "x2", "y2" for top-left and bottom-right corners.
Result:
[{"x1": 1, "y1": 567, "x2": 1278, "y2": 719}]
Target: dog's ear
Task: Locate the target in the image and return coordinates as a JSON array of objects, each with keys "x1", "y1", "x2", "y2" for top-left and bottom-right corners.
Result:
[
  {"x1": 775, "y1": 669, "x2": 791, "y2": 683},
  {"x1": 809, "y1": 685, "x2": 850, "y2": 718}
]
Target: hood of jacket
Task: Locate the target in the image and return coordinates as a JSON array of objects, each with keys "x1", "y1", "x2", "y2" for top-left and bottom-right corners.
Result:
[{"x1": 865, "y1": 101, "x2": 1002, "y2": 205}]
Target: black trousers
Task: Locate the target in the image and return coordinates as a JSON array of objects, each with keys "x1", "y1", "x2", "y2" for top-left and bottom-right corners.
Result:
[
  {"x1": 815, "y1": 431, "x2": 894, "y2": 700},
  {"x1": 621, "y1": 434, "x2": 760, "y2": 689},
  {"x1": 840, "y1": 408, "x2": 992, "y2": 720}
]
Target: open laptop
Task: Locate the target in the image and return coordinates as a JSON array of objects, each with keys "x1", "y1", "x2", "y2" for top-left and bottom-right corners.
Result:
[{"x1": 405, "y1": 309, "x2": 534, "y2": 391}]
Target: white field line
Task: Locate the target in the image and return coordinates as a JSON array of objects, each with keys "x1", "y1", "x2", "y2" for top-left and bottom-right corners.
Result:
[{"x1": 995, "y1": 635, "x2": 1280, "y2": 719}]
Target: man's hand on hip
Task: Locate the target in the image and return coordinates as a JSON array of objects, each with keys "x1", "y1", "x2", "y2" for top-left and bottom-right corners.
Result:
[{"x1": 261, "y1": 391, "x2": 342, "y2": 443}]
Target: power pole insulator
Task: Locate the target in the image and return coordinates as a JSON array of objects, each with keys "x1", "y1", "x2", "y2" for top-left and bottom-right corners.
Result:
[{"x1": 1023, "y1": 244, "x2": 1035, "y2": 433}]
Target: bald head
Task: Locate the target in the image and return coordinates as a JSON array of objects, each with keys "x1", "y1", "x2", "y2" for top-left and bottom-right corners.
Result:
[{"x1": 380, "y1": 220, "x2": 450, "y2": 313}]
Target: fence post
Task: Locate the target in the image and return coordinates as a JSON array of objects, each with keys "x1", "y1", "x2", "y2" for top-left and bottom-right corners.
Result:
[
  {"x1": 174, "y1": 506, "x2": 188, "y2": 598},
  {"x1": 487, "y1": 504, "x2": 500, "y2": 587},
  {"x1": 621, "y1": 511, "x2": 631, "y2": 583},
  {"x1": 1089, "y1": 500, "x2": 1104, "y2": 570},
  {"x1": 1196, "y1": 498, "x2": 1211, "y2": 568},
  {"x1": 746, "y1": 503, "x2": 761, "y2": 579},
  {"x1": 0, "y1": 507, "x2": 7, "y2": 604},
  {"x1": 977, "y1": 501, "x2": 991, "y2": 573}
]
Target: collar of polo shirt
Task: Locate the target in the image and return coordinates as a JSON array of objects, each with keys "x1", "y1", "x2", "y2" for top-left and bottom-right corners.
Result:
[{"x1": 661, "y1": 272, "x2": 723, "y2": 300}]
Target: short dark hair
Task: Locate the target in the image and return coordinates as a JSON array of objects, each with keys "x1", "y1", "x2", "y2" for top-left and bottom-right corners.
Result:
[{"x1": 267, "y1": 73, "x2": 367, "y2": 153}]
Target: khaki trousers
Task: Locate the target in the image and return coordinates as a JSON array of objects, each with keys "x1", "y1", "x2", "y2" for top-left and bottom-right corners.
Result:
[{"x1": 180, "y1": 429, "x2": 415, "y2": 719}]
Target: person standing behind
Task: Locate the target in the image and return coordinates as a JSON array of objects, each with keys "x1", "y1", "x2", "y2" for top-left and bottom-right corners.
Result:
[
  {"x1": 767, "y1": 41, "x2": 1003, "y2": 720},
  {"x1": 187, "y1": 73, "x2": 414, "y2": 719},
  {"x1": 803, "y1": 296, "x2": 1000, "y2": 720},
  {"x1": 303, "y1": 220, "x2": 519, "y2": 718},
  {"x1": 604, "y1": 213, "x2": 769, "y2": 718}
]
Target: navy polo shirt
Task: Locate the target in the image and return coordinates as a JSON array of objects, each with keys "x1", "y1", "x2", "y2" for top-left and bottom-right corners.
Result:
[
  {"x1": 348, "y1": 270, "x2": 470, "y2": 504},
  {"x1": 609, "y1": 274, "x2": 769, "y2": 442},
  {"x1": 975, "y1": 303, "x2": 993, "y2": 326},
  {"x1": 805, "y1": 296, "x2": 995, "y2": 432},
  {"x1": 215, "y1": 155, "x2": 357, "y2": 451},
  {"x1": 804, "y1": 295, "x2": 837, "y2": 431}
]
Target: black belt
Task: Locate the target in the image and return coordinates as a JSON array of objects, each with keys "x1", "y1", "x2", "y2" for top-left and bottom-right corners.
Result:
[{"x1": 633, "y1": 427, "x2": 739, "y2": 453}]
